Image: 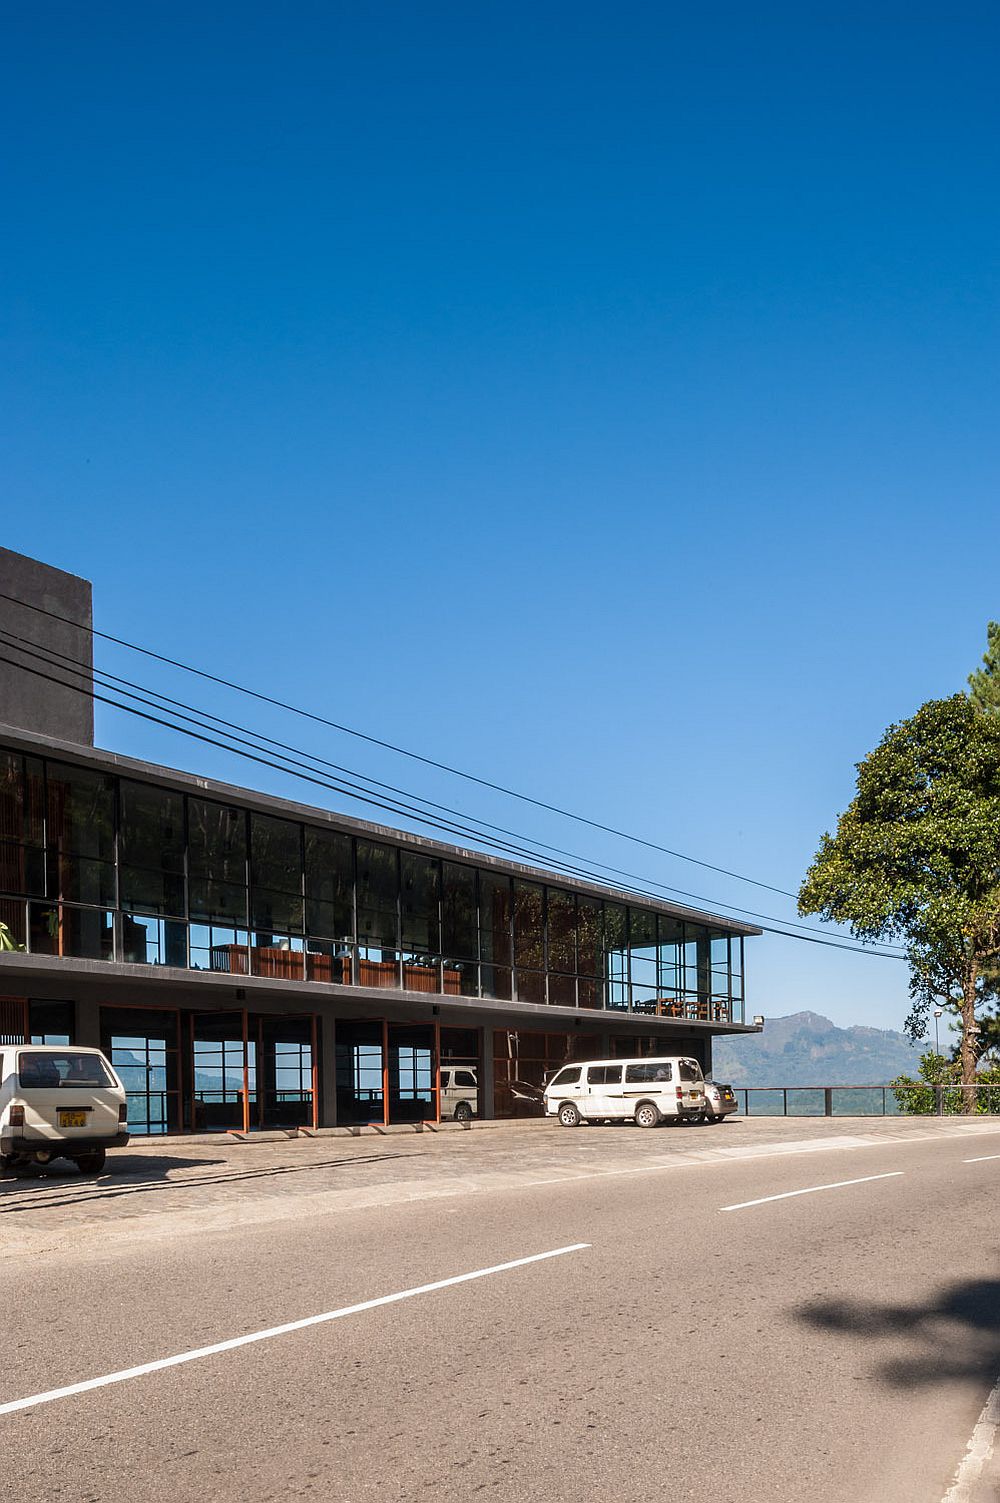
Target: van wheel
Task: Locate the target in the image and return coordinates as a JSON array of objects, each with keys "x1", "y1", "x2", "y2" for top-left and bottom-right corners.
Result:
[
  {"x1": 558, "y1": 1102, "x2": 582, "y2": 1128},
  {"x1": 634, "y1": 1101, "x2": 660, "y2": 1129},
  {"x1": 454, "y1": 1102, "x2": 473, "y2": 1123},
  {"x1": 75, "y1": 1148, "x2": 106, "y2": 1176}
]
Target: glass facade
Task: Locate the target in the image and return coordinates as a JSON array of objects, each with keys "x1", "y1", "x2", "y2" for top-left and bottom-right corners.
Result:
[{"x1": 0, "y1": 747, "x2": 747, "y2": 1022}]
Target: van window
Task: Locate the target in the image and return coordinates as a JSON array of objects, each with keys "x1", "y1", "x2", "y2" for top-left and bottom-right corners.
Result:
[
  {"x1": 454, "y1": 1070, "x2": 476, "y2": 1087},
  {"x1": 586, "y1": 1064, "x2": 623, "y2": 1085},
  {"x1": 17, "y1": 1052, "x2": 114, "y2": 1089},
  {"x1": 679, "y1": 1059, "x2": 703, "y2": 1082},
  {"x1": 548, "y1": 1065, "x2": 581, "y2": 1087},
  {"x1": 440, "y1": 1071, "x2": 451, "y2": 1087},
  {"x1": 625, "y1": 1061, "x2": 672, "y2": 1083}
]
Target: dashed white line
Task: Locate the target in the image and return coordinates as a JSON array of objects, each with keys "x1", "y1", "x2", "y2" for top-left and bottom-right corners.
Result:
[
  {"x1": 0, "y1": 1243, "x2": 590, "y2": 1417},
  {"x1": 720, "y1": 1171, "x2": 904, "y2": 1211}
]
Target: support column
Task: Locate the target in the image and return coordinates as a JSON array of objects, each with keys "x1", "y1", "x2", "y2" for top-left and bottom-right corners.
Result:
[
  {"x1": 75, "y1": 997, "x2": 101, "y2": 1048},
  {"x1": 480, "y1": 1026, "x2": 495, "y2": 1120},
  {"x1": 319, "y1": 1011, "x2": 338, "y2": 1127}
]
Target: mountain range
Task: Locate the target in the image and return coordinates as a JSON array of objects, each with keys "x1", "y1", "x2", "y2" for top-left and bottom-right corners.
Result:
[{"x1": 711, "y1": 1010, "x2": 924, "y2": 1086}]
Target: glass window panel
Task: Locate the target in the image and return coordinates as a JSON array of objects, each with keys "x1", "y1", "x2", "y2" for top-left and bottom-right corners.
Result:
[
  {"x1": 250, "y1": 885, "x2": 304, "y2": 935},
  {"x1": 479, "y1": 872, "x2": 511, "y2": 967},
  {"x1": 603, "y1": 902, "x2": 628, "y2": 1006},
  {"x1": 189, "y1": 879, "x2": 248, "y2": 926},
  {"x1": 46, "y1": 762, "x2": 115, "y2": 863},
  {"x1": 657, "y1": 914, "x2": 683, "y2": 997},
  {"x1": 441, "y1": 862, "x2": 477, "y2": 962},
  {"x1": 516, "y1": 969, "x2": 546, "y2": 1005},
  {"x1": 401, "y1": 852, "x2": 440, "y2": 954},
  {"x1": 119, "y1": 781, "x2": 186, "y2": 916},
  {"x1": 356, "y1": 841, "x2": 398, "y2": 947},
  {"x1": 0, "y1": 752, "x2": 22, "y2": 843},
  {"x1": 577, "y1": 898, "x2": 601, "y2": 977},
  {"x1": 304, "y1": 828, "x2": 354, "y2": 941},
  {"x1": 251, "y1": 814, "x2": 302, "y2": 894},
  {"x1": 188, "y1": 799, "x2": 247, "y2": 886},
  {"x1": 513, "y1": 881, "x2": 543, "y2": 969},
  {"x1": 0, "y1": 840, "x2": 45, "y2": 897},
  {"x1": 54, "y1": 855, "x2": 117, "y2": 907},
  {"x1": 481, "y1": 964, "x2": 512, "y2": 1000},
  {"x1": 547, "y1": 973, "x2": 576, "y2": 1008},
  {"x1": 57, "y1": 905, "x2": 115, "y2": 961},
  {"x1": 546, "y1": 888, "x2": 576, "y2": 973}
]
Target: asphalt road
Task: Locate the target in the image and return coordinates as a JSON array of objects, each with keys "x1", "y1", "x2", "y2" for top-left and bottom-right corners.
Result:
[{"x1": 3, "y1": 1120, "x2": 1000, "y2": 1502}]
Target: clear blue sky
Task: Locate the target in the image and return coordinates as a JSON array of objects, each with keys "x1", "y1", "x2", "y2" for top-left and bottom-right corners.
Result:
[{"x1": 3, "y1": 4, "x2": 998, "y2": 1034}]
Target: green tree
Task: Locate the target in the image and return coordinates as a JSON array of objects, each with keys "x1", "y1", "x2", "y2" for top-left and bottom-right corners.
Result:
[
  {"x1": 968, "y1": 621, "x2": 1000, "y2": 714},
  {"x1": 798, "y1": 695, "x2": 1000, "y2": 1104}
]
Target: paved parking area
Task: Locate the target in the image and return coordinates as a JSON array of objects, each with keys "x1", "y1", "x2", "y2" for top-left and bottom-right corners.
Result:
[{"x1": 6, "y1": 1112, "x2": 1000, "y2": 1261}]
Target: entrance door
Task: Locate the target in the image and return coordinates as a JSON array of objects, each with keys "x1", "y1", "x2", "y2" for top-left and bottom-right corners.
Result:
[
  {"x1": 101, "y1": 1007, "x2": 182, "y2": 1135},
  {"x1": 335, "y1": 1020, "x2": 385, "y2": 1125},
  {"x1": 191, "y1": 1011, "x2": 254, "y2": 1132},
  {"x1": 388, "y1": 1023, "x2": 436, "y2": 1123},
  {"x1": 257, "y1": 1015, "x2": 317, "y2": 1129}
]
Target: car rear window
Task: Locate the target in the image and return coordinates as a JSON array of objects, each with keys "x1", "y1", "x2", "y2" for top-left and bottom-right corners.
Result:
[
  {"x1": 17, "y1": 1052, "x2": 114, "y2": 1090},
  {"x1": 625, "y1": 1061, "x2": 672, "y2": 1083},
  {"x1": 679, "y1": 1059, "x2": 703, "y2": 1082}
]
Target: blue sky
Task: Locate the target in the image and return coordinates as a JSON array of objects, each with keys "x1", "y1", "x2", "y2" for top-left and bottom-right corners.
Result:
[{"x1": 3, "y1": 4, "x2": 998, "y2": 1034}]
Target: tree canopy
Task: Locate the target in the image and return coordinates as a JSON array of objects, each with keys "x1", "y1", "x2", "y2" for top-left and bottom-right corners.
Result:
[
  {"x1": 798, "y1": 694, "x2": 1000, "y2": 1090},
  {"x1": 968, "y1": 620, "x2": 1000, "y2": 714}
]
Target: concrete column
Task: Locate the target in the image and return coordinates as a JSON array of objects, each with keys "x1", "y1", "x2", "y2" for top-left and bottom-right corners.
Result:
[
  {"x1": 319, "y1": 1010, "x2": 337, "y2": 1127},
  {"x1": 75, "y1": 997, "x2": 101, "y2": 1048},
  {"x1": 480, "y1": 1026, "x2": 494, "y2": 1120}
]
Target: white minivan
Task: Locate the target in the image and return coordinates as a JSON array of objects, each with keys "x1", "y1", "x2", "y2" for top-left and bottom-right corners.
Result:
[
  {"x1": 0, "y1": 1044, "x2": 129, "y2": 1175},
  {"x1": 543, "y1": 1056, "x2": 705, "y2": 1128}
]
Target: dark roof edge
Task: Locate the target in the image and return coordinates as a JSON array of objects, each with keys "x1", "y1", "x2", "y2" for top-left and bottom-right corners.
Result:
[{"x1": 0, "y1": 721, "x2": 763, "y2": 938}]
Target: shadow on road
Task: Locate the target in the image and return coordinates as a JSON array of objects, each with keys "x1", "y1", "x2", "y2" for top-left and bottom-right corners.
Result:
[
  {"x1": 797, "y1": 1274, "x2": 1000, "y2": 1386},
  {"x1": 0, "y1": 1150, "x2": 422, "y2": 1215}
]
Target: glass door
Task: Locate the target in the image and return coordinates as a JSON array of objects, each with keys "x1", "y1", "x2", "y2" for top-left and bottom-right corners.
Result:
[
  {"x1": 388, "y1": 1023, "x2": 436, "y2": 1123},
  {"x1": 190, "y1": 1011, "x2": 254, "y2": 1132},
  {"x1": 100, "y1": 1006, "x2": 182, "y2": 1135}
]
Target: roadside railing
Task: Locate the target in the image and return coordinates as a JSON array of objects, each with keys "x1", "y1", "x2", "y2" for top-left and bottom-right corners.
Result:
[{"x1": 735, "y1": 1084, "x2": 1000, "y2": 1117}]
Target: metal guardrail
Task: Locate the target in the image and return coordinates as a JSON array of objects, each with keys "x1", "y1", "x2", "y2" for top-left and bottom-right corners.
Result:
[{"x1": 735, "y1": 1084, "x2": 1000, "y2": 1117}]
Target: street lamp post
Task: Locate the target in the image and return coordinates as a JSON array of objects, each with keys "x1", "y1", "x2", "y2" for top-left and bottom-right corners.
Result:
[{"x1": 933, "y1": 1009, "x2": 943, "y2": 1056}]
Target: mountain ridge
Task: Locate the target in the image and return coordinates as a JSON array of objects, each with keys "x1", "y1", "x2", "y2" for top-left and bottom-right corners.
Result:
[{"x1": 712, "y1": 1010, "x2": 924, "y2": 1086}]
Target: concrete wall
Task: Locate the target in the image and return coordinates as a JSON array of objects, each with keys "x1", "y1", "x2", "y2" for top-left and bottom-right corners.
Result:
[{"x1": 0, "y1": 549, "x2": 94, "y2": 746}]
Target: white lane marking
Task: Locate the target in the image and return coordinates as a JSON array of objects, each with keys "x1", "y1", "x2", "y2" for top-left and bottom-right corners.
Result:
[
  {"x1": 0, "y1": 1243, "x2": 589, "y2": 1417},
  {"x1": 964, "y1": 1154, "x2": 1000, "y2": 1163},
  {"x1": 720, "y1": 1171, "x2": 904, "y2": 1211},
  {"x1": 942, "y1": 1371, "x2": 1000, "y2": 1502}
]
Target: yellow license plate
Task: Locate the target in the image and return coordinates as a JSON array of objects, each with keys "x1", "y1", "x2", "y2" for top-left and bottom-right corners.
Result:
[{"x1": 58, "y1": 1110, "x2": 87, "y2": 1128}]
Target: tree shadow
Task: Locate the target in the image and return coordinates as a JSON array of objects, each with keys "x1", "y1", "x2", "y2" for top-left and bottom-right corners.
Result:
[
  {"x1": 0, "y1": 1150, "x2": 420, "y2": 1215},
  {"x1": 797, "y1": 1274, "x2": 1000, "y2": 1387}
]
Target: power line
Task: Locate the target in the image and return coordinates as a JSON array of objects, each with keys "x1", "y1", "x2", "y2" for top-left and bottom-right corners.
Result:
[
  {"x1": 0, "y1": 588, "x2": 800, "y2": 900},
  {"x1": 0, "y1": 622, "x2": 887, "y2": 948},
  {"x1": 0, "y1": 643, "x2": 907, "y2": 960}
]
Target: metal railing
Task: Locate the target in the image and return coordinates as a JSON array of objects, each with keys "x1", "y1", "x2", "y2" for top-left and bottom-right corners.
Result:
[{"x1": 735, "y1": 1084, "x2": 1000, "y2": 1117}]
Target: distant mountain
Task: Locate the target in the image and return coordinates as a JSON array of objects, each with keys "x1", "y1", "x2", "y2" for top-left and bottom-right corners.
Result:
[{"x1": 711, "y1": 1011, "x2": 924, "y2": 1086}]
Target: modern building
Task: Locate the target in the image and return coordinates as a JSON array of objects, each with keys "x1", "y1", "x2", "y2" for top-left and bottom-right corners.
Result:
[{"x1": 0, "y1": 549, "x2": 762, "y2": 1134}]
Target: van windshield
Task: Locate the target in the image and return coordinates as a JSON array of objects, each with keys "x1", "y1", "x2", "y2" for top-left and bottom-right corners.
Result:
[
  {"x1": 679, "y1": 1059, "x2": 703, "y2": 1082},
  {"x1": 17, "y1": 1052, "x2": 114, "y2": 1090}
]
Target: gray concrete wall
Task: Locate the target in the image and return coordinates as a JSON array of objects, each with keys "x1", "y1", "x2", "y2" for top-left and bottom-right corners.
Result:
[{"x1": 0, "y1": 549, "x2": 94, "y2": 745}]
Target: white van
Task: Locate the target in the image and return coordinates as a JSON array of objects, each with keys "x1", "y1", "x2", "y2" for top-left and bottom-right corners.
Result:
[
  {"x1": 0, "y1": 1044, "x2": 129, "y2": 1175},
  {"x1": 440, "y1": 1066, "x2": 478, "y2": 1122},
  {"x1": 543, "y1": 1056, "x2": 705, "y2": 1128}
]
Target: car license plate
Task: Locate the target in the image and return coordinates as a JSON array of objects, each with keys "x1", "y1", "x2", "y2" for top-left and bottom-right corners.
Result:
[{"x1": 58, "y1": 1110, "x2": 87, "y2": 1128}]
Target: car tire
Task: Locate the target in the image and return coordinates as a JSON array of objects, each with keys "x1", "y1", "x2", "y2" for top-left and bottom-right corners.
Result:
[
  {"x1": 454, "y1": 1102, "x2": 473, "y2": 1123},
  {"x1": 558, "y1": 1102, "x2": 582, "y2": 1128},
  {"x1": 706, "y1": 1114, "x2": 722, "y2": 1124},
  {"x1": 75, "y1": 1148, "x2": 106, "y2": 1176},
  {"x1": 634, "y1": 1101, "x2": 660, "y2": 1129}
]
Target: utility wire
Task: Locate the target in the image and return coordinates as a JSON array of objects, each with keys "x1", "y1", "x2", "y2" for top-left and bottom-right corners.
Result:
[
  {"x1": 0, "y1": 588, "x2": 800, "y2": 900},
  {"x1": 0, "y1": 644, "x2": 906, "y2": 960},
  {"x1": 0, "y1": 623, "x2": 897, "y2": 950}
]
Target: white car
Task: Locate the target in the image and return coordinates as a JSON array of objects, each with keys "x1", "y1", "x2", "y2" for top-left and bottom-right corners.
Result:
[
  {"x1": 0, "y1": 1044, "x2": 129, "y2": 1175},
  {"x1": 544, "y1": 1056, "x2": 706, "y2": 1128},
  {"x1": 440, "y1": 1066, "x2": 478, "y2": 1122}
]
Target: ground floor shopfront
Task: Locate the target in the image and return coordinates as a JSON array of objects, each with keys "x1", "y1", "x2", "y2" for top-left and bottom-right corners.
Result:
[{"x1": 1, "y1": 985, "x2": 724, "y2": 1135}]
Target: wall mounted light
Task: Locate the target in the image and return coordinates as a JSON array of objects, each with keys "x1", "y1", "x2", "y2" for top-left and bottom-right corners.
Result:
[{"x1": 752, "y1": 1014, "x2": 764, "y2": 1026}]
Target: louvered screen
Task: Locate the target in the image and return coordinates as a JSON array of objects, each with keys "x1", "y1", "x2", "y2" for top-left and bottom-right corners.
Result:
[{"x1": 0, "y1": 996, "x2": 28, "y2": 1045}]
